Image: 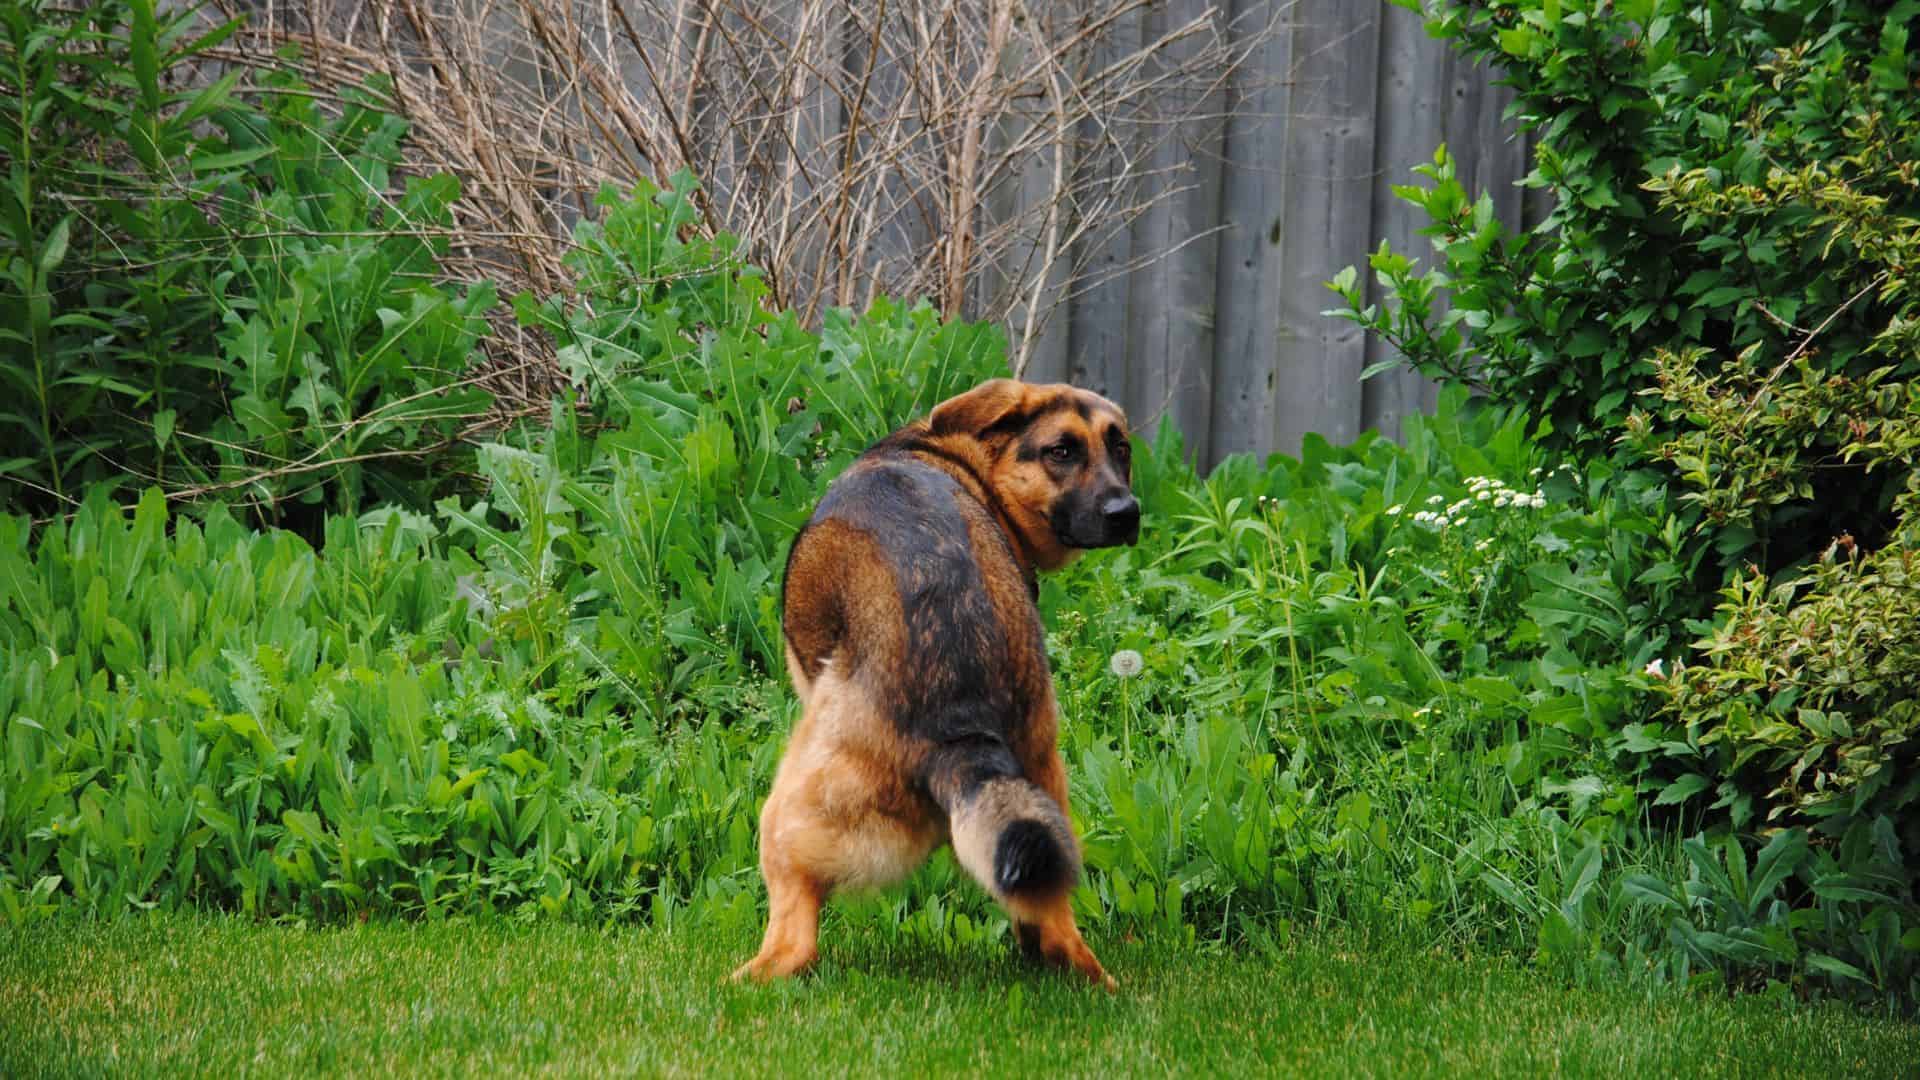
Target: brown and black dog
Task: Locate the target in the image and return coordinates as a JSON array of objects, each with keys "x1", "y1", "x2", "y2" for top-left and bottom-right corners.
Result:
[{"x1": 731, "y1": 378, "x2": 1137, "y2": 989}]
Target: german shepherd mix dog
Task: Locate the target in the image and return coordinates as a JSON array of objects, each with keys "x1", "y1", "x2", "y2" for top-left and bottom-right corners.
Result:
[{"x1": 732, "y1": 379, "x2": 1138, "y2": 989}]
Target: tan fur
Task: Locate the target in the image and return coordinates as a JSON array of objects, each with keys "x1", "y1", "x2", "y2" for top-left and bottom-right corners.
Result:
[{"x1": 948, "y1": 777, "x2": 1078, "y2": 904}]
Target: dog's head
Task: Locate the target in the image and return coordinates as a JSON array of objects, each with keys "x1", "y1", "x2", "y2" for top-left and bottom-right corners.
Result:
[{"x1": 929, "y1": 378, "x2": 1138, "y2": 570}]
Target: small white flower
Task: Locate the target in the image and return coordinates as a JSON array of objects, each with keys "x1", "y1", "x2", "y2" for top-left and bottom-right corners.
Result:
[
  {"x1": 1530, "y1": 467, "x2": 1543, "y2": 477},
  {"x1": 1530, "y1": 494, "x2": 1547, "y2": 509},
  {"x1": 1476, "y1": 490, "x2": 1492, "y2": 502},
  {"x1": 1475, "y1": 538, "x2": 1492, "y2": 551},
  {"x1": 1387, "y1": 504, "x2": 1403, "y2": 516},
  {"x1": 1644, "y1": 658, "x2": 1666, "y2": 677},
  {"x1": 1494, "y1": 494, "x2": 1511, "y2": 508},
  {"x1": 1110, "y1": 650, "x2": 1145, "y2": 678},
  {"x1": 1427, "y1": 495, "x2": 1446, "y2": 506}
]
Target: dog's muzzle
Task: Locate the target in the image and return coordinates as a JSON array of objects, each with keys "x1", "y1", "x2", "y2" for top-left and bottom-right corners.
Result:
[
  {"x1": 1057, "y1": 489, "x2": 1139, "y2": 548},
  {"x1": 1100, "y1": 494, "x2": 1140, "y2": 546}
]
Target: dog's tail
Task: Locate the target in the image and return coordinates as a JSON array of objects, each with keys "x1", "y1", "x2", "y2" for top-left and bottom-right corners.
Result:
[{"x1": 925, "y1": 741, "x2": 1080, "y2": 903}]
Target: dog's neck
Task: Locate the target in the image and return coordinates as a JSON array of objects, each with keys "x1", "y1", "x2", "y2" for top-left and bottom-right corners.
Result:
[{"x1": 891, "y1": 425, "x2": 1056, "y2": 590}]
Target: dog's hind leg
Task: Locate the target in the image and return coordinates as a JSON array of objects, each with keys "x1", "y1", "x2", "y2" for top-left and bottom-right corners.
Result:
[
  {"x1": 1007, "y1": 892, "x2": 1113, "y2": 989},
  {"x1": 1002, "y1": 706, "x2": 1114, "y2": 988},
  {"x1": 734, "y1": 677, "x2": 939, "y2": 982}
]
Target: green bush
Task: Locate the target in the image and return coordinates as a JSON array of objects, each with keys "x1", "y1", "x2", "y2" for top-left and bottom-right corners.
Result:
[
  {"x1": 0, "y1": 487, "x2": 781, "y2": 925},
  {"x1": 1, "y1": 380, "x2": 1685, "y2": 986},
  {"x1": 1331, "y1": 0, "x2": 1920, "y2": 1007},
  {"x1": 0, "y1": 178, "x2": 1010, "y2": 928},
  {"x1": 1332, "y1": 0, "x2": 1920, "y2": 571},
  {"x1": 0, "y1": 0, "x2": 492, "y2": 519},
  {"x1": 1037, "y1": 393, "x2": 1711, "y2": 967}
]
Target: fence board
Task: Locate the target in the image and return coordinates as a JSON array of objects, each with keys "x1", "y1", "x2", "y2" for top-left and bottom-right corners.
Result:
[
  {"x1": 1361, "y1": 0, "x2": 1445, "y2": 437},
  {"x1": 1063, "y1": 3, "x2": 1143, "y2": 402},
  {"x1": 1207, "y1": 0, "x2": 1295, "y2": 463},
  {"x1": 1120, "y1": 0, "x2": 1225, "y2": 450},
  {"x1": 1265, "y1": 0, "x2": 1381, "y2": 453}
]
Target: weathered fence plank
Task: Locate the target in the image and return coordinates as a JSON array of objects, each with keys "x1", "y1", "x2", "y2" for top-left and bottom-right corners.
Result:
[
  {"x1": 1207, "y1": 0, "x2": 1295, "y2": 463},
  {"x1": 1121, "y1": 0, "x2": 1226, "y2": 450},
  {"x1": 1063, "y1": 2, "x2": 1143, "y2": 403},
  {"x1": 1266, "y1": 0, "x2": 1381, "y2": 454},
  {"x1": 1361, "y1": 0, "x2": 1456, "y2": 437}
]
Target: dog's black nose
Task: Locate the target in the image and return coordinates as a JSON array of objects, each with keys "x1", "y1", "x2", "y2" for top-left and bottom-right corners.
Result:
[{"x1": 1102, "y1": 494, "x2": 1140, "y2": 540}]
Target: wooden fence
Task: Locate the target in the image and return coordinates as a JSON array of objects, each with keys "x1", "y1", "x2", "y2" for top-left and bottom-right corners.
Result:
[
  {"x1": 237, "y1": 0, "x2": 1541, "y2": 467},
  {"x1": 1009, "y1": 0, "x2": 1543, "y2": 466}
]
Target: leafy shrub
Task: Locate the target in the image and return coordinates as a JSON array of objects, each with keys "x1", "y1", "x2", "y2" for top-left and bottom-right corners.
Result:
[
  {"x1": 0, "y1": 179, "x2": 1008, "y2": 926},
  {"x1": 0, "y1": 0, "x2": 492, "y2": 519},
  {"x1": 0, "y1": 487, "x2": 778, "y2": 924},
  {"x1": 489, "y1": 176, "x2": 1005, "y2": 700},
  {"x1": 1331, "y1": 0, "x2": 1920, "y2": 571},
  {"x1": 0, "y1": 0, "x2": 241, "y2": 501},
  {"x1": 1331, "y1": 0, "x2": 1920, "y2": 1007},
  {"x1": 1039, "y1": 391, "x2": 1686, "y2": 962},
  {"x1": 200, "y1": 71, "x2": 495, "y2": 517}
]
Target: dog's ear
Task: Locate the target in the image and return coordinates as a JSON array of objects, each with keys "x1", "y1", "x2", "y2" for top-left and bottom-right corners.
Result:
[{"x1": 929, "y1": 378, "x2": 1030, "y2": 438}]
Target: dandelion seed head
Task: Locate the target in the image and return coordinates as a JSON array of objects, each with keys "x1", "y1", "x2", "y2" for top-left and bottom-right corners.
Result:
[{"x1": 1110, "y1": 649, "x2": 1145, "y2": 678}]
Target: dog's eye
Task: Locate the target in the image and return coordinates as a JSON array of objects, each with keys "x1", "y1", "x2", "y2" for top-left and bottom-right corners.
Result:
[{"x1": 1045, "y1": 443, "x2": 1077, "y2": 464}]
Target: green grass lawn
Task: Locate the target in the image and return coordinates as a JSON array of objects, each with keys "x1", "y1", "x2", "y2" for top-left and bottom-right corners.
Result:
[{"x1": 1, "y1": 916, "x2": 1912, "y2": 1077}]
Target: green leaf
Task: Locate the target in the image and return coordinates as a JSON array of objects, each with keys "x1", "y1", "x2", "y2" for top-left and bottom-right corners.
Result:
[
  {"x1": 1621, "y1": 873, "x2": 1682, "y2": 911},
  {"x1": 37, "y1": 215, "x2": 72, "y2": 275},
  {"x1": 189, "y1": 145, "x2": 276, "y2": 173},
  {"x1": 1561, "y1": 841, "x2": 1603, "y2": 917},
  {"x1": 129, "y1": 0, "x2": 161, "y2": 111},
  {"x1": 1806, "y1": 953, "x2": 1869, "y2": 984},
  {"x1": 1654, "y1": 774, "x2": 1710, "y2": 806},
  {"x1": 1747, "y1": 830, "x2": 1807, "y2": 911}
]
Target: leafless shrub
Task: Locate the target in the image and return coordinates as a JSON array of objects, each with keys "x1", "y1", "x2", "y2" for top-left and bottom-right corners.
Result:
[{"x1": 205, "y1": 0, "x2": 1267, "y2": 392}]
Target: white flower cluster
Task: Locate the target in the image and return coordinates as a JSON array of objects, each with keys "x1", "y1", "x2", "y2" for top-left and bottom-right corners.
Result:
[
  {"x1": 1384, "y1": 475, "x2": 1546, "y2": 530},
  {"x1": 1467, "y1": 475, "x2": 1547, "y2": 510}
]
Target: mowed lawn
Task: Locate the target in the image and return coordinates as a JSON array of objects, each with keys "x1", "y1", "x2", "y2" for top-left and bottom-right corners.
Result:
[{"x1": 2, "y1": 916, "x2": 1913, "y2": 1077}]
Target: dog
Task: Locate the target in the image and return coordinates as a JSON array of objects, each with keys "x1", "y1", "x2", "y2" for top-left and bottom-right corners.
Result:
[{"x1": 731, "y1": 378, "x2": 1138, "y2": 989}]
